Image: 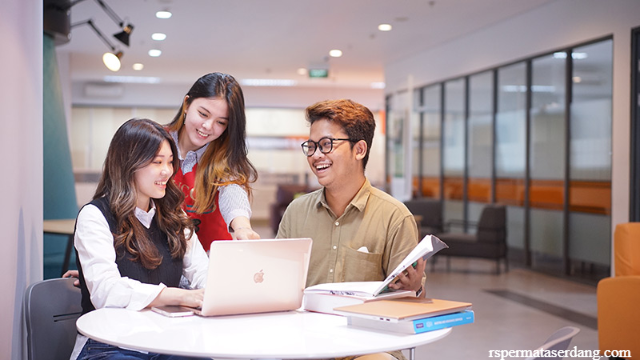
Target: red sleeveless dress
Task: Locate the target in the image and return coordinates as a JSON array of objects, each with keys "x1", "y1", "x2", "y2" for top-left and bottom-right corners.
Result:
[{"x1": 173, "y1": 163, "x2": 232, "y2": 252}]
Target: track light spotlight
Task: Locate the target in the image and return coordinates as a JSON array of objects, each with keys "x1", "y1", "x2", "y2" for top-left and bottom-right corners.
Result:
[
  {"x1": 113, "y1": 24, "x2": 133, "y2": 47},
  {"x1": 102, "y1": 51, "x2": 122, "y2": 71},
  {"x1": 72, "y1": 19, "x2": 123, "y2": 72},
  {"x1": 94, "y1": 0, "x2": 134, "y2": 46}
]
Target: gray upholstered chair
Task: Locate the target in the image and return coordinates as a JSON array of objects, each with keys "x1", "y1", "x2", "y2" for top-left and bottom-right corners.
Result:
[
  {"x1": 435, "y1": 204, "x2": 508, "y2": 274},
  {"x1": 24, "y1": 278, "x2": 82, "y2": 360},
  {"x1": 403, "y1": 198, "x2": 443, "y2": 240}
]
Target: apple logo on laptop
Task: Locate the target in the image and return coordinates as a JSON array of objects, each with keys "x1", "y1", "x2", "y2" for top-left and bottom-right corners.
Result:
[{"x1": 254, "y1": 269, "x2": 264, "y2": 283}]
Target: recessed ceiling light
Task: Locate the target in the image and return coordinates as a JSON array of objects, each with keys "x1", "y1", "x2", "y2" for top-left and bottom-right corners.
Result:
[
  {"x1": 378, "y1": 24, "x2": 392, "y2": 31},
  {"x1": 297, "y1": 68, "x2": 307, "y2": 75},
  {"x1": 371, "y1": 82, "x2": 385, "y2": 89},
  {"x1": 151, "y1": 33, "x2": 167, "y2": 41},
  {"x1": 329, "y1": 49, "x2": 342, "y2": 58},
  {"x1": 156, "y1": 10, "x2": 172, "y2": 19},
  {"x1": 132, "y1": 63, "x2": 144, "y2": 71},
  {"x1": 148, "y1": 49, "x2": 162, "y2": 57}
]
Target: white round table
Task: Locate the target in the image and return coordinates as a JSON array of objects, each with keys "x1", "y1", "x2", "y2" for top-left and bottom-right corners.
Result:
[{"x1": 76, "y1": 308, "x2": 451, "y2": 359}]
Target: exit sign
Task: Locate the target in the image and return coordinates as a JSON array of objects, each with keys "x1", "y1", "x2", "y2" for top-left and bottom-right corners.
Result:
[{"x1": 309, "y1": 69, "x2": 329, "y2": 78}]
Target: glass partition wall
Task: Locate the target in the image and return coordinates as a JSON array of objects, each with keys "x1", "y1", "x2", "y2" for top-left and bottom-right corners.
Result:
[
  {"x1": 442, "y1": 79, "x2": 466, "y2": 225},
  {"x1": 387, "y1": 37, "x2": 613, "y2": 282},
  {"x1": 421, "y1": 85, "x2": 442, "y2": 199}
]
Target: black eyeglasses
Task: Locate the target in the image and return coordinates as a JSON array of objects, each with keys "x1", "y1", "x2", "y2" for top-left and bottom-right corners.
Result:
[{"x1": 300, "y1": 137, "x2": 357, "y2": 157}]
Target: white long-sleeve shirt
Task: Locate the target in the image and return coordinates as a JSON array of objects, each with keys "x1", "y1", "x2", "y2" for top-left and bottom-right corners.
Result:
[
  {"x1": 74, "y1": 204, "x2": 209, "y2": 310},
  {"x1": 71, "y1": 203, "x2": 209, "y2": 359}
]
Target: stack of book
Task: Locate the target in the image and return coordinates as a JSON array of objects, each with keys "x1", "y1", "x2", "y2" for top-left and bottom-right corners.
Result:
[{"x1": 334, "y1": 297, "x2": 474, "y2": 334}]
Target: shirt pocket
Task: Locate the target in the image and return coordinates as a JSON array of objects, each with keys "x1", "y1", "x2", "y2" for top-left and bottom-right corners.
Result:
[{"x1": 341, "y1": 246, "x2": 384, "y2": 282}]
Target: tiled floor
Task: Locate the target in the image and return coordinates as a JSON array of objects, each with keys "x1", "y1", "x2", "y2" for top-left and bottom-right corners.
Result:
[{"x1": 253, "y1": 224, "x2": 600, "y2": 360}]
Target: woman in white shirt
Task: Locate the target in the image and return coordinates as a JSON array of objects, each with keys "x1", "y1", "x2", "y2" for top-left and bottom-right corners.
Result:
[{"x1": 71, "y1": 118, "x2": 209, "y2": 360}]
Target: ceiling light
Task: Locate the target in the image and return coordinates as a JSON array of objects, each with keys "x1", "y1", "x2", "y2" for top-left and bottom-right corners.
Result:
[
  {"x1": 371, "y1": 82, "x2": 385, "y2": 89},
  {"x1": 573, "y1": 76, "x2": 582, "y2": 83},
  {"x1": 102, "y1": 51, "x2": 122, "y2": 72},
  {"x1": 93, "y1": 0, "x2": 134, "y2": 47},
  {"x1": 151, "y1": 33, "x2": 167, "y2": 41},
  {"x1": 113, "y1": 24, "x2": 133, "y2": 47},
  {"x1": 132, "y1": 63, "x2": 144, "y2": 71},
  {"x1": 378, "y1": 24, "x2": 392, "y2": 31},
  {"x1": 156, "y1": 10, "x2": 172, "y2": 19},
  {"x1": 72, "y1": 20, "x2": 124, "y2": 72},
  {"x1": 297, "y1": 68, "x2": 308, "y2": 75},
  {"x1": 148, "y1": 49, "x2": 162, "y2": 57},
  {"x1": 329, "y1": 49, "x2": 342, "y2": 58}
]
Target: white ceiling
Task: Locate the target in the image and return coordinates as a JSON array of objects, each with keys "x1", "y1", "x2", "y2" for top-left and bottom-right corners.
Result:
[{"x1": 56, "y1": 0, "x2": 557, "y2": 89}]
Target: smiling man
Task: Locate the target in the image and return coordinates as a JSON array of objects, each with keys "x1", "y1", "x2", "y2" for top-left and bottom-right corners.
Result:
[
  {"x1": 276, "y1": 99, "x2": 424, "y2": 360},
  {"x1": 278, "y1": 100, "x2": 424, "y2": 284}
]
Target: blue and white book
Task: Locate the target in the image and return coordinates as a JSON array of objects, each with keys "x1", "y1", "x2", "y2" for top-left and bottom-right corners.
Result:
[{"x1": 347, "y1": 310, "x2": 475, "y2": 334}]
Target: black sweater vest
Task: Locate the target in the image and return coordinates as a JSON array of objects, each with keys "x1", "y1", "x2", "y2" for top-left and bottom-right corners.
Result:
[{"x1": 75, "y1": 197, "x2": 183, "y2": 314}]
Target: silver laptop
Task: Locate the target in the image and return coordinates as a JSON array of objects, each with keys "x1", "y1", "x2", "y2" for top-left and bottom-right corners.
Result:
[{"x1": 195, "y1": 238, "x2": 312, "y2": 317}]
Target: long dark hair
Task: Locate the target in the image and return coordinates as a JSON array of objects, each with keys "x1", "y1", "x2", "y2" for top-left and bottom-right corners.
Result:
[
  {"x1": 167, "y1": 72, "x2": 257, "y2": 213},
  {"x1": 94, "y1": 118, "x2": 193, "y2": 269}
]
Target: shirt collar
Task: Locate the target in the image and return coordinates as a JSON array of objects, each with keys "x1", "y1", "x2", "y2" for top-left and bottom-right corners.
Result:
[
  {"x1": 134, "y1": 200, "x2": 156, "y2": 229},
  {"x1": 170, "y1": 130, "x2": 208, "y2": 173},
  {"x1": 316, "y1": 178, "x2": 371, "y2": 214}
]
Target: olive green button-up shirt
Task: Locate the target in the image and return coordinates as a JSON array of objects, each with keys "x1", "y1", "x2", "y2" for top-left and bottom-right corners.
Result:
[{"x1": 277, "y1": 179, "x2": 423, "y2": 288}]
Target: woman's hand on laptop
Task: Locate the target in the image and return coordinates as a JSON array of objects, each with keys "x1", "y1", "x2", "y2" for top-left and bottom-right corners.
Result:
[
  {"x1": 387, "y1": 258, "x2": 426, "y2": 293},
  {"x1": 148, "y1": 287, "x2": 205, "y2": 309}
]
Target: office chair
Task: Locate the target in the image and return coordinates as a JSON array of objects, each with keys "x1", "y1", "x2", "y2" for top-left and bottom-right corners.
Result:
[
  {"x1": 525, "y1": 326, "x2": 580, "y2": 360},
  {"x1": 436, "y1": 204, "x2": 508, "y2": 274},
  {"x1": 24, "y1": 278, "x2": 82, "y2": 360},
  {"x1": 403, "y1": 198, "x2": 444, "y2": 239}
]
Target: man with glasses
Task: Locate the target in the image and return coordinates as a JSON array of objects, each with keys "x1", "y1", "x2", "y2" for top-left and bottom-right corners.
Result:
[{"x1": 277, "y1": 100, "x2": 425, "y2": 359}]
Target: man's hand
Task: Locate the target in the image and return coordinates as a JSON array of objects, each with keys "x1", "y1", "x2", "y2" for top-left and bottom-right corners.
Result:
[{"x1": 387, "y1": 258, "x2": 425, "y2": 293}]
